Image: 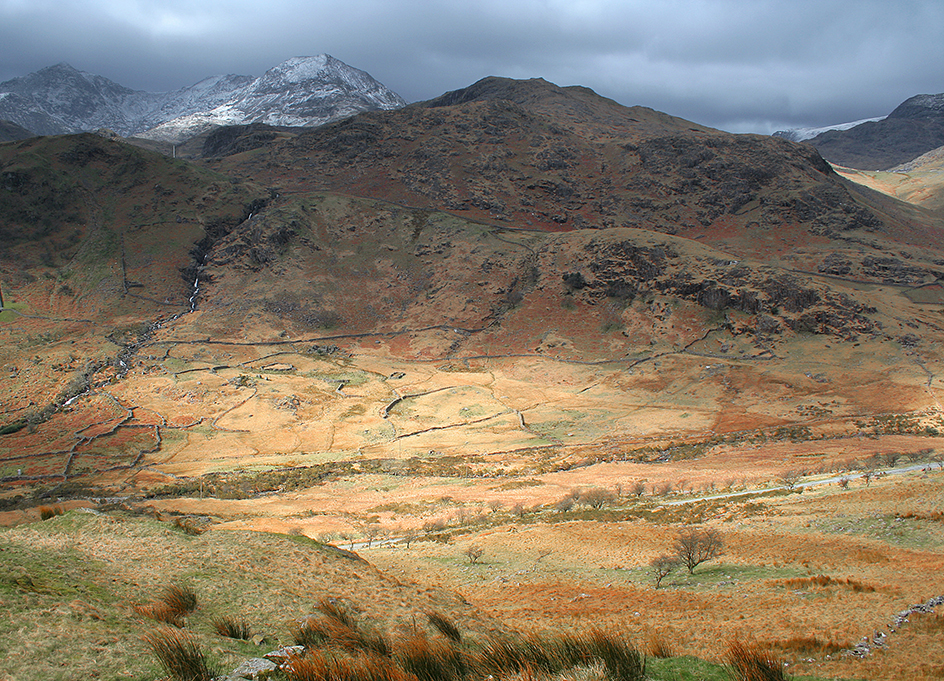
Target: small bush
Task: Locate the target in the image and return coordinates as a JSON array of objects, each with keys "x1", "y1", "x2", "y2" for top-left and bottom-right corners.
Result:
[
  {"x1": 38, "y1": 505, "x2": 63, "y2": 520},
  {"x1": 143, "y1": 625, "x2": 218, "y2": 681},
  {"x1": 726, "y1": 638, "x2": 789, "y2": 681},
  {"x1": 212, "y1": 614, "x2": 252, "y2": 640},
  {"x1": 426, "y1": 611, "x2": 462, "y2": 643}
]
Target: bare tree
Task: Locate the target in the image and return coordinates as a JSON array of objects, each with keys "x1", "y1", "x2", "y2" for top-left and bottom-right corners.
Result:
[
  {"x1": 674, "y1": 528, "x2": 723, "y2": 574},
  {"x1": 579, "y1": 487, "x2": 616, "y2": 509},
  {"x1": 401, "y1": 528, "x2": 419, "y2": 549},
  {"x1": 649, "y1": 555, "x2": 678, "y2": 588},
  {"x1": 464, "y1": 545, "x2": 484, "y2": 564},
  {"x1": 779, "y1": 470, "x2": 802, "y2": 490}
]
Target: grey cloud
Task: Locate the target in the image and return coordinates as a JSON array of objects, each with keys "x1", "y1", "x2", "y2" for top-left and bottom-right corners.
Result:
[{"x1": 0, "y1": 0, "x2": 941, "y2": 132}]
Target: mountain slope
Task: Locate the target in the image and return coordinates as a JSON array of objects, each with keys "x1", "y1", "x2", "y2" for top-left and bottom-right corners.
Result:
[
  {"x1": 212, "y1": 76, "x2": 944, "y2": 274},
  {"x1": 0, "y1": 118, "x2": 33, "y2": 142},
  {"x1": 2, "y1": 76, "x2": 943, "y2": 505}
]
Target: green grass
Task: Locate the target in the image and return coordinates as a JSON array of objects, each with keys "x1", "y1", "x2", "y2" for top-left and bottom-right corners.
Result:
[
  {"x1": 0, "y1": 301, "x2": 27, "y2": 322},
  {"x1": 815, "y1": 513, "x2": 944, "y2": 550}
]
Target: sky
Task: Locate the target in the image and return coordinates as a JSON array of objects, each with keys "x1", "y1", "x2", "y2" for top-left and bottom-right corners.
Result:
[{"x1": 0, "y1": 0, "x2": 941, "y2": 134}]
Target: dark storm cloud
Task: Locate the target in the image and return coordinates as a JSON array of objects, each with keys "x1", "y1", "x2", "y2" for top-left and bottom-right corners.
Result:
[{"x1": 1, "y1": 0, "x2": 941, "y2": 133}]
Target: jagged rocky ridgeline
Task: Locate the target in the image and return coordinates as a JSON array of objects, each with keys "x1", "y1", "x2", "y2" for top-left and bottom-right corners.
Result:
[{"x1": 0, "y1": 55, "x2": 406, "y2": 142}]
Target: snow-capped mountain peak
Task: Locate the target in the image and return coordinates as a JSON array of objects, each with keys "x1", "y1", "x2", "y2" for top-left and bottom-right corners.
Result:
[{"x1": 0, "y1": 55, "x2": 406, "y2": 142}]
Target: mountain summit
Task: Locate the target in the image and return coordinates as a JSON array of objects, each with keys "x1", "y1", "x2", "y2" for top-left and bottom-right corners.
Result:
[{"x1": 0, "y1": 55, "x2": 406, "y2": 142}]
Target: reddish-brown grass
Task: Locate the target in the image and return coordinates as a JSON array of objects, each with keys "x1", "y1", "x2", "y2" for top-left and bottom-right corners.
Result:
[{"x1": 726, "y1": 638, "x2": 789, "y2": 681}]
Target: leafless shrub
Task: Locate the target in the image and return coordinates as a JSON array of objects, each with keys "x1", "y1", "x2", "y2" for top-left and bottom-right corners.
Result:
[
  {"x1": 878, "y1": 452, "x2": 901, "y2": 467},
  {"x1": 778, "y1": 470, "x2": 802, "y2": 490},
  {"x1": 649, "y1": 555, "x2": 678, "y2": 588},
  {"x1": 654, "y1": 481, "x2": 674, "y2": 496},
  {"x1": 400, "y1": 529, "x2": 419, "y2": 549},
  {"x1": 579, "y1": 487, "x2": 616, "y2": 509},
  {"x1": 464, "y1": 545, "x2": 484, "y2": 564},
  {"x1": 555, "y1": 496, "x2": 575, "y2": 512},
  {"x1": 673, "y1": 528, "x2": 723, "y2": 574}
]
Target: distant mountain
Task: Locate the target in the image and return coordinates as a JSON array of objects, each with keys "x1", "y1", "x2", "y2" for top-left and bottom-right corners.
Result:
[
  {"x1": 773, "y1": 116, "x2": 885, "y2": 143},
  {"x1": 0, "y1": 56, "x2": 406, "y2": 143},
  {"x1": 140, "y1": 55, "x2": 406, "y2": 142},
  {"x1": 789, "y1": 93, "x2": 944, "y2": 170}
]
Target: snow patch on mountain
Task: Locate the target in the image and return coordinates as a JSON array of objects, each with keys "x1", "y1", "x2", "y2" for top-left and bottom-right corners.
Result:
[{"x1": 773, "y1": 117, "x2": 886, "y2": 142}]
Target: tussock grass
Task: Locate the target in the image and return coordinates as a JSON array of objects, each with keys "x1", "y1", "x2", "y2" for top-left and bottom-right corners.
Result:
[
  {"x1": 645, "y1": 631, "x2": 675, "y2": 658},
  {"x1": 38, "y1": 505, "x2": 63, "y2": 520},
  {"x1": 779, "y1": 574, "x2": 875, "y2": 592},
  {"x1": 291, "y1": 617, "x2": 329, "y2": 648},
  {"x1": 395, "y1": 634, "x2": 466, "y2": 680},
  {"x1": 291, "y1": 599, "x2": 391, "y2": 657},
  {"x1": 471, "y1": 630, "x2": 644, "y2": 681},
  {"x1": 142, "y1": 625, "x2": 218, "y2": 681},
  {"x1": 135, "y1": 583, "x2": 198, "y2": 627},
  {"x1": 912, "y1": 612, "x2": 944, "y2": 634},
  {"x1": 426, "y1": 610, "x2": 462, "y2": 642},
  {"x1": 726, "y1": 638, "x2": 789, "y2": 681},
  {"x1": 285, "y1": 650, "x2": 413, "y2": 681},
  {"x1": 317, "y1": 597, "x2": 358, "y2": 629},
  {"x1": 212, "y1": 614, "x2": 252, "y2": 640},
  {"x1": 773, "y1": 635, "x2": 848, "y2": 656}
]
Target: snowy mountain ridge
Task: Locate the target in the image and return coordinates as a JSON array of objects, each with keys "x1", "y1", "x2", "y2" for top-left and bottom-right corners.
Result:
[
  {"x1": 772, "y1": 116, "x2": 886, "y2": 142},
  {"x1": 0, "y1": 55, "x2": 406, "y2": 142}
]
